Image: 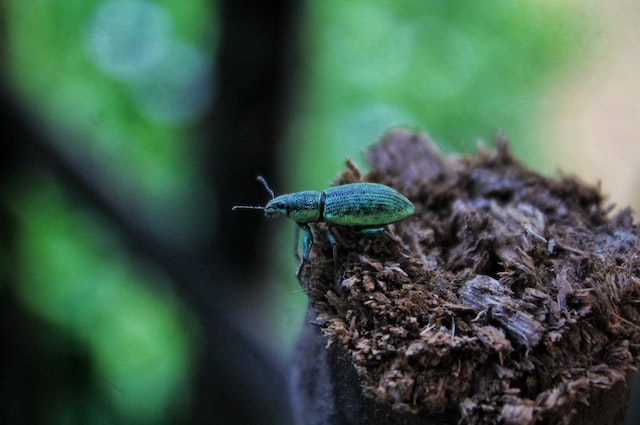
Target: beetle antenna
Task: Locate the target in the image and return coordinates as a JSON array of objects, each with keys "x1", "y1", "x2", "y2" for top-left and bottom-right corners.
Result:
[
  {"x1": 256, "y1": 175, "x2": 275, "y2": 199},
  {"x1": 232, "y1": 205, "x2": 265, "y2": 211},
  {"x1": 231, "y1": 176, "x2": 275, "y2": 211}
]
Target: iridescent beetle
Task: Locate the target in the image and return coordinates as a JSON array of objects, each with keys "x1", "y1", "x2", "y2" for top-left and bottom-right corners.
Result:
[{"x1": 233, "y1": 176, "x2": 414, "y2": 267}]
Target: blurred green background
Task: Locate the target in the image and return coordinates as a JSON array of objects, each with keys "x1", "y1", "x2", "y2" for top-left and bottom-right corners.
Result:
[{"x1": 3, "y1": 0, "x2": 635, "y2": 424}]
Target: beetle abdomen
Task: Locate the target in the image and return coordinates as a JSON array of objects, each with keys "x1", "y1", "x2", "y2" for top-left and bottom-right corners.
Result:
[{"x1": 323, "y1": 183, "x2": 414, "y2": 227}]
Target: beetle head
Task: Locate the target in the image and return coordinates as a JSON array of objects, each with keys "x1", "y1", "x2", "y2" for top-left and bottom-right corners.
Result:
[{"x1": 264, "y1": 195, "x2": 289, "y2": 219}]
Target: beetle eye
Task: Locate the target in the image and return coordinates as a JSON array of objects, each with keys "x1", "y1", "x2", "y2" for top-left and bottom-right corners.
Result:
[{"x1": 276, "y1": 202, "x2": 285, "y2": 209}]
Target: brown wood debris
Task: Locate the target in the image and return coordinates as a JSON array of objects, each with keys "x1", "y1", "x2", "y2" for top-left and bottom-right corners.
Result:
[{"x1": 297, "y1": 129, "x2": 640, "y2": 424}]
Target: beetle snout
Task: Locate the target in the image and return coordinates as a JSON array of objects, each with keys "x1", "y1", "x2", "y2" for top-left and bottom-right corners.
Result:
[
  {"x1": 264, "y1": 208, "x2": 280, "y2": 219},
  {"x1": 264, "y1": 197, "x2": 288, "y2": 219}
]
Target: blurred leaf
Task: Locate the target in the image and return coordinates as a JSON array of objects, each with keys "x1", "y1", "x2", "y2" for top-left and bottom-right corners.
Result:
[
  {"x1": 4, "y1": 0, "x2": 218, "y2": 248},
  {"x1": 10, "y1": 174, "x2": 195, "y2": 423},
  {"x1": 287, "y1": 0, "x2": 591, "y2": 191}
]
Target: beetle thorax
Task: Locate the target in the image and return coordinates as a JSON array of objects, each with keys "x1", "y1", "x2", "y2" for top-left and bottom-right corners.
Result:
[{"x1": 288, "y1": 191, "x2": 322, "y2": 222}]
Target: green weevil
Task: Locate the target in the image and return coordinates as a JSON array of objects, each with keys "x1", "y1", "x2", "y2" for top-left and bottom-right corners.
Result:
[{"x1": 232, "y1": 176, "x2": 415, "y2": 268}]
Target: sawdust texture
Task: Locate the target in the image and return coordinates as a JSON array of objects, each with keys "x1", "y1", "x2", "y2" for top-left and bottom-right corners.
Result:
[{"x1": 297, "y1": 129, "x2": 640, "y2": 424}]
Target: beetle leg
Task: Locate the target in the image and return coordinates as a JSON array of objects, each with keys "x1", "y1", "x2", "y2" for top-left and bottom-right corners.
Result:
[
  {"x1": 355, "y1": 227, "x2": 386, "y2": 237},
  {"x1": 293, "y1": 225, "x2": 301, "y2": 262},
  {"x1": 327, "y1": 225, "x2": 338, "y2": 269},
  {"x1": 356, "y1": 227, "x2": 410, "y2": 254},
  {"x1": 296, "y1": 223, "x2": 313, "y2": 279},
  {"x1": 299, "y1": 223, "x2": 313, "y2": 261}
]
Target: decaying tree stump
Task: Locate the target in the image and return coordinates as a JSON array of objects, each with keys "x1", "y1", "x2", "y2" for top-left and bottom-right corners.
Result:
[{"x1": 290, "y1": 129, "x2": 640, "y2": 425}]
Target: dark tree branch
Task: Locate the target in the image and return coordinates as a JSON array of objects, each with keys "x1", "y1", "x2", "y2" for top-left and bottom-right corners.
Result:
[
  {"x1": 0, "y1": 52, "x2": 292, "y2": 425},
  {"x1": 206, "y1": 0, "x2": 301, "y2": 281}
]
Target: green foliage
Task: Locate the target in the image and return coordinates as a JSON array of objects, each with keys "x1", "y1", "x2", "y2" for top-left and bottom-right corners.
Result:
[
  {"x1": 286, "y1": 0, "x2": 590, "y2": 191},
  {"x1": 4, "y1": 0, "x2": 217, "y2": 247},
  {"x1": 10, "y1": 175, "x2": 196, "y2": 423},
  {"x1": 4, "y1": 1, "x2": 214, "y2": 422}
]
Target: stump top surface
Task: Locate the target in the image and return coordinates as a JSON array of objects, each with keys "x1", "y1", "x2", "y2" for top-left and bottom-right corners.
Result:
[{"x1": 298, "y1": 129, "x2": 640, "y2": 424}]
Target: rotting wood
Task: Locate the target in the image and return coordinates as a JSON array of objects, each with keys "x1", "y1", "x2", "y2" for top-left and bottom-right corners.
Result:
[{"x1": 291, "y1": 129, "x2": 640, "y2": 425}]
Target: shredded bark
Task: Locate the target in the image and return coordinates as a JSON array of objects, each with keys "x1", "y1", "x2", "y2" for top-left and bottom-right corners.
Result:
[{"x1": 296, "y1": 129, "x2": 640, "y2": 424}]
